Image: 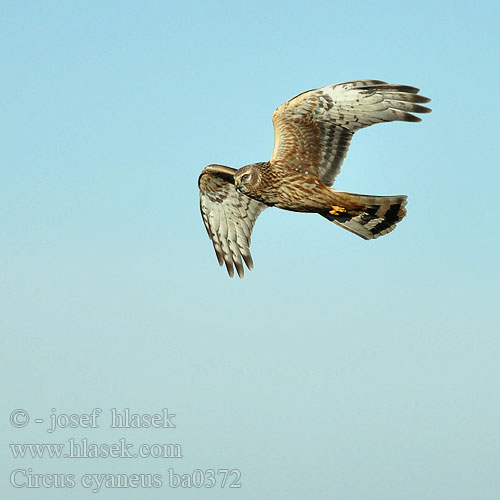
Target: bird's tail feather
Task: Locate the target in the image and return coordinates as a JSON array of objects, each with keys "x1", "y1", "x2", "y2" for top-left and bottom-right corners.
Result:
[{"x1": 321, "y1": 191, "x2": 407, "y2": 240}]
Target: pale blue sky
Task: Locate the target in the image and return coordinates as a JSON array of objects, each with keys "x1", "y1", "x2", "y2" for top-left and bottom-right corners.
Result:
[{"x1": 1, "y1": 1, "x2": 499, "y2": 499}]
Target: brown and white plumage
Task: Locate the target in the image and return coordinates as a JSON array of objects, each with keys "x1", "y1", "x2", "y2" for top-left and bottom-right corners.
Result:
[
  {"x1": 199, "y1": 80, "x2": 431, "y2": 277},
  {"x1": 271, "y1": 79, "x2": 431, "y2": 186},
  {"x1": 199, "y1": 165, "x2": 267, "y2": 278}
]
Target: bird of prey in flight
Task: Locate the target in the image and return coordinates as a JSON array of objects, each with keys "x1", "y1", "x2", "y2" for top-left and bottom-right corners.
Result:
[{"x1": 199, "y1": 79, "x2": 431, "y2": 277}]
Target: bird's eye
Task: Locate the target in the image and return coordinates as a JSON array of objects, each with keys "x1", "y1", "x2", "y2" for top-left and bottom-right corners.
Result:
[{"x1": 242, "y1": 173, "x2": 250, "y2": 182}]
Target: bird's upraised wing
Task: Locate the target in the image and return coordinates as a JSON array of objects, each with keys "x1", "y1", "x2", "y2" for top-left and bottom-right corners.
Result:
[
  {"x1": 271, "y1": 79, "x2": 431, "y2": 186},
  {"x1": 199, "y1": 165, "x2": 267, "y2": 278}
]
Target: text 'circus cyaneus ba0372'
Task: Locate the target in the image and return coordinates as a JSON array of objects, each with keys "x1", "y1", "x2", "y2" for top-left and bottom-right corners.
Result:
[{"x1": 198, "y1": 79, "x2": 431, "y2": 278}]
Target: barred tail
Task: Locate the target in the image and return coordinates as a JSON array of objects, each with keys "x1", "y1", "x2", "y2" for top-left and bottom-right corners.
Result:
[{"x1": 321, "y1": 192, "x2": 408, "y2": 240}]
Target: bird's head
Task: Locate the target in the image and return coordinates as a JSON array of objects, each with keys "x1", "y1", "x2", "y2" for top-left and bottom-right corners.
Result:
[{"x1": 234, "y1": 164, "x2": 261, "y2": 195}]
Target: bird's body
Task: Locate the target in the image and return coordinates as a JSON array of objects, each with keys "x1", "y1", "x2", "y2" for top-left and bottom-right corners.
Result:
[
  {"x1": 236, "y1": 162, "x2": 332, "y2": 211},
  {"x1": 199, "y1": 80, "x2": 431, "y2": 277}
]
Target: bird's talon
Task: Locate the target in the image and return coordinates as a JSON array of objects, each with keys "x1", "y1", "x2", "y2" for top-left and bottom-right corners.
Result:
[{"x1": 329, "y1": 205, "x2": 347, "y2": 216}]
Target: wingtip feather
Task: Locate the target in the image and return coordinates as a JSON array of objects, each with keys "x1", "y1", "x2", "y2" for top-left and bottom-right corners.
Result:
[{"x1": 405, "y1": 114, "x2": 422, "y2": 122}]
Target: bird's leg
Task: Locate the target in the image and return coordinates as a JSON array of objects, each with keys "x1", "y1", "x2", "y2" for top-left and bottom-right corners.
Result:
[{"x1": 329, "y1": 205, "x2": 348, "y2": 216}]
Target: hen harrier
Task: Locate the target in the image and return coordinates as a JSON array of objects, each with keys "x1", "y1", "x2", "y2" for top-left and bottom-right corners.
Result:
[{"x1": 199, "y1": 79, "x2": 431, "y2": 277}]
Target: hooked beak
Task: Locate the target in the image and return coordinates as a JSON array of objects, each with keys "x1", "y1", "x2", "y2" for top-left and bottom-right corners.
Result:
[{"x1": 234, "y1": 179, "x2": 240, "y2": 190}]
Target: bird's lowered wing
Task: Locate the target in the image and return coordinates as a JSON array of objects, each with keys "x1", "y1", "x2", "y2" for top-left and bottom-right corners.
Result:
[
  {"x1": 271, "y1": 79, "x2": 431, "y2": 186},
  {"x1": 199, "y1": 164, "x2": 267, "y2": 278}
]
